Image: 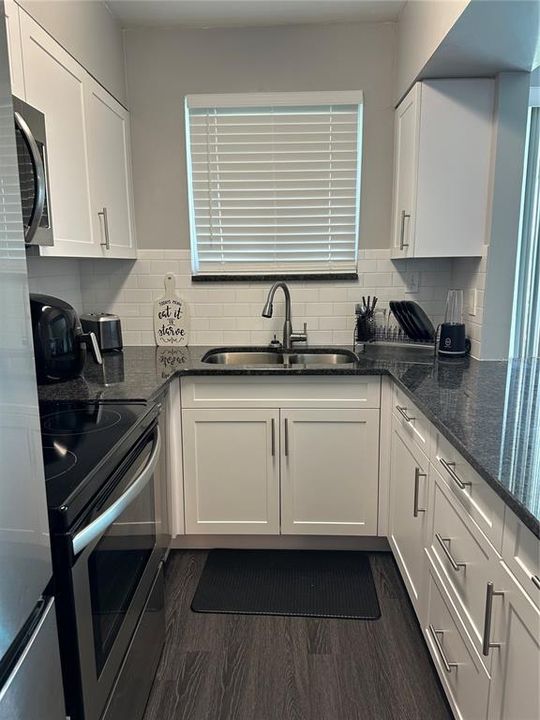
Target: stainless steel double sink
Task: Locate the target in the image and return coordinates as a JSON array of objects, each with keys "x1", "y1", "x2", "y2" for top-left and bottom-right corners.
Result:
[{"x1": 201, "y1": 348, "x2": 359, "y2": 366}]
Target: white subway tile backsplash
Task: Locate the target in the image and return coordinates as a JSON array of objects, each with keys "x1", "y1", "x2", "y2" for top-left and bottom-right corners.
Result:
[
  {"x1": 28, "y1": 247, "x2": 480, "y2": 352},
  {"x1": 74, "y1": 249, "x2": 456, "y2": 347}
]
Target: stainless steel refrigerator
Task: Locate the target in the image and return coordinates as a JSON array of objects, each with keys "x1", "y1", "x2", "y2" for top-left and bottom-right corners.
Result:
[{"x1": 0, "y1": 5, "x2": 66, "y2": 719}]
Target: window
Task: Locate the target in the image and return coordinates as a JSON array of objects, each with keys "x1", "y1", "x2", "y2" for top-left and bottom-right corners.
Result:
[
  {"x1": 185, "y1": 91, "x2": 363, "y2": 278},
  {"x1": 509, "y1": 87, "x2": 540, "y2": 359}
]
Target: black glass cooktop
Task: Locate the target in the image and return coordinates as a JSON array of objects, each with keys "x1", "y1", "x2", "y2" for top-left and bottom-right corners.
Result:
[{"x1": 39, "y1": 401, "x2": 157, "y2": 529}]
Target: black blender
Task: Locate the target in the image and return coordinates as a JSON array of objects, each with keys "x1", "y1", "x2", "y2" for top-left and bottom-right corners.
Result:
[{"x1": 437, "y1": 289, "x2": 470, "y2": 356}]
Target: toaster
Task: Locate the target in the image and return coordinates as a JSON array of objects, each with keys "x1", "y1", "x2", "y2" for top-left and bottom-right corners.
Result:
[{"x1": 80, "y1": 313, "x2": 123, "y2": 352}]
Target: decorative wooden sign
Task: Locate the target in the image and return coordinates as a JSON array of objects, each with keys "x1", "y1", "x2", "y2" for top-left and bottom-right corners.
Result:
[{"x1": 153, "y1": 274, "x2": 190, "y2": 347}]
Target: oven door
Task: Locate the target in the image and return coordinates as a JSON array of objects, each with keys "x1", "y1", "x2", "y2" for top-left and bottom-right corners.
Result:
[{"x1": 70, "y1": 425, "x2": 162, "y2": 720}]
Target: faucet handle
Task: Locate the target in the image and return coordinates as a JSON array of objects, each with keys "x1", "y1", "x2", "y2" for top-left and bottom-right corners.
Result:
[{"x1": 291, "y1": 322, "x2": 308, "y2": 345}]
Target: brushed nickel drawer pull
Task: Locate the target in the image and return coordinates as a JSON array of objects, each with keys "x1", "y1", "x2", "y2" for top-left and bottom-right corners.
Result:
[
  {"x1": 435, "y1": 533, "x2": 466, "y2": 571},
  {"x1": 482, "y1": 581, "x2": 504, "y2": 656},
  {"x1": 98, "y1": 207, "x2": 110, "y2": 250},
  {"x1": 428, "y1": 625, "x2": 458, "y2": 673},
  {"x1": 399, "y1": 210, "x2": 411, "y2": 250},
  {"x1": 284, "y1": 418, "x2": 289, "y2": 457},
  {"x1": 271, "y1": 418, "x2": 275, "y2": 457},
  {"x1": 438, "y1": 457, "x2": 471, "y2": 491},
  {"x1": 413, "y1": 467, "x2": 427, "y2": 517},
  {"x1": 396, "y1": 405, "x2": 415, "y2": 423},
  {"x1": 532, "y1": 575, "x2": 540, "y2": 590}
]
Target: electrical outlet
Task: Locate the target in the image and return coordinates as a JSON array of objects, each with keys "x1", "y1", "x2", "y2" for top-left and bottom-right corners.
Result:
[
  {"x1": 406, "y1": 272, "x2": 420, "y2": 294},
  {"x1": 468, "y1": 288, "x2": 477, "y2": 316}
]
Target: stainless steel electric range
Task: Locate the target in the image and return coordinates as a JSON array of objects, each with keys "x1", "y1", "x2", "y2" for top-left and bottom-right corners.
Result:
[{"x1": 41, "y1": 400, "x2": 165, "y2": 720}]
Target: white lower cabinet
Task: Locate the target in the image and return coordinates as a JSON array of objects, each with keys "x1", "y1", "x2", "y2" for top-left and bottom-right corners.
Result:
[
  {"x1": 425, "y1": 563, "x2": 491, "y2": 720},
  {"x1": 388, "y1": 415, "x2": 430, "y2": 618},
  {"x1": 280, "y1": 409, "x2": 379, "y2": 535},
  {"x1": 428, "y1": 466, "x2": 501, "y2": 666},
  {"x1": 182, "y1": 404, "x2": 379, "y2": 537},
  {"x1": 182, "y1": 408, "x2": 280, "y2": 534},
  {"x1": 486, "y1": 562, "x2": 540, "y2": 720}
]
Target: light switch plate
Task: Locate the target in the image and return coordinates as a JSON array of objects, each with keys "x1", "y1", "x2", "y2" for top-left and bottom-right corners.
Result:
[
  {"x1": 406, "y1": 272, "x2": 420, "y2": 294},
  {"x1": 468, "y1": 288, "x2": 477, "y2": 316}
]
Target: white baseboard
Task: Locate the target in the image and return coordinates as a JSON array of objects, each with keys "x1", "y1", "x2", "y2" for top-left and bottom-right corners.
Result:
[{"x1": 170, "y1": 534, "x2": 390, "y2": 552}]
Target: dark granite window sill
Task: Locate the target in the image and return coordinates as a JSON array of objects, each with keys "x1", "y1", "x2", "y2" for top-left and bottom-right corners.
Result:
[{"x1": 191, "y1": 273, "x2": 359, "y2": 283}]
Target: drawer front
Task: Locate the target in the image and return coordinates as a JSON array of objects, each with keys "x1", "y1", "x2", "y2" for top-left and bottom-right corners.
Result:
[
  {"x1": 429, "y1": 467, "x2": 499, "y2": 666},
  {"x1": 502, "y1": 509, "x2": 540, "y2": 607},
  {"x1": 434, "y1": 433, "x2": 505, "y2": 552},
  {"x1": 425, "y1": 564, "x2": 490, "y2": 720},
  {"x1": 181, "y1": 376, "x2": 381, "y2": 409},
  {"x1": 392, "y1": 384, "x2": 432, "y2": 459}
]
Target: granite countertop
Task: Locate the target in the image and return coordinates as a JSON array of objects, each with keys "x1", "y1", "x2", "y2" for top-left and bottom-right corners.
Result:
[{"x1": 38, "y1": 345, "x2": 540, "y2": 539}]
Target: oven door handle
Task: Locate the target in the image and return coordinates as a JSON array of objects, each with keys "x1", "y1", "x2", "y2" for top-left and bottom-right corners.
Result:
[
  {"x1": 14, "y1": 110, "x2": 46, "y2": 244},
  {"x1": 72, "y1": 428, "x2": 161, "y2": 556}
]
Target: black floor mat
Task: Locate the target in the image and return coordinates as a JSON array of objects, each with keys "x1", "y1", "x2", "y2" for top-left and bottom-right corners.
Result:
[{"x1": 191, "y1": 549, "x2": 381, "y2": 620}]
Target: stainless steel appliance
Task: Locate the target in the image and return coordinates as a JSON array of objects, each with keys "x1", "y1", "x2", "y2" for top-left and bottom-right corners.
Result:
[
  {"x1": 42, "y1": 400, "x2": 165, "y2": 720},
  {"x1": 29, "y1": 294, "x2": 102, "y2": 383},
  {"x1": 13, "y1": 95, "x2": 53, "y2": 246},
  {"x1": 81, "y1": 313, "x2": 123, "y2": 352},
  {"x1": 0, "y1": 11, "x2": 65, "y2": 719},
  {"x1": 438, "y1": 289, "x2": 470, "y2": 357}
]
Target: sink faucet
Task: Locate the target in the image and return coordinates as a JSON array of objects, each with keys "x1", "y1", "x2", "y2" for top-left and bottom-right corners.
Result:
[{"x1": 262, "y1": 281, "x2": 307, "y2": 350}]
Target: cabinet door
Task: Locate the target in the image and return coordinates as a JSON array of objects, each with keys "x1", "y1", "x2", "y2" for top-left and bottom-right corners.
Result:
[
  {"x1": 389, "y1": 416, "x2": 430, "y2": 617},
  {"x1": 85, "y1": 78, "x2": 136, "y2": 259},
  {"x1": 391, "y1": 83, "x2": 419, "y2": 259},
  {"x1": 280, "y1": 409, "x2": 379, "y2": 535},
  {"x1": 487, "y1": 562, "x2": 540, "y2": 720},
  {"x1": 19, "y1": 11, "x2": 96, "y2": 257},
  {"x1": 4, "y1": 0, "x2": 24, "y2": 98},
  {"x1": 182, "y1": 409, "x2": 280, "y2": 535}
]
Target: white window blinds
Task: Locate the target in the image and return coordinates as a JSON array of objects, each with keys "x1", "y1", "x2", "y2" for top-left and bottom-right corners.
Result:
[{"x1": 185, "y1": 92, "x2": 363, "y2": 276}]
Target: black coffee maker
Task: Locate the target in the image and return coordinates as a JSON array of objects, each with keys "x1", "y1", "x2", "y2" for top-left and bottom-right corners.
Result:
[
  {"x1": 29, "y1": 294, "x2": 102, "y2": 383},
  {"x1": 437, "y1": 289, "x2": 470, "y2": 357}
]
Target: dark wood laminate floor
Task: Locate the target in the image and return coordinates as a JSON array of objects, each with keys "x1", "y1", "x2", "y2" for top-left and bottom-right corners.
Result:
[{"x1": 143, "y1": 551, "x2": 453, "y2": 720}]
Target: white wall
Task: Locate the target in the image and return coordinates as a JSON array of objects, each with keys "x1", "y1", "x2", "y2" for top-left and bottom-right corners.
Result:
[
  {"x1": 19, "y1": 0, "x2": 126, "y2": 104},
  {"x1": 396, "y1": 0, "x2": 469, "y2": 102},
  {"x1": 26, "y1": 256, "x2": 83, "y2": 311},
  {"x1": 123, "y1": 21, "x2": 397, "y2": 251}
]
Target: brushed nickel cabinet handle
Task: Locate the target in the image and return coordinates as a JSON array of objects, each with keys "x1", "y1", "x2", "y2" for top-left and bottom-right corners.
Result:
[
  {"x1": 435, "y1": 533, "x2": 466, "y2": 571},
  {"x1": 428, "y1": 625, "x2": 458, "y2": 673},
  {"x1": 284, "y1": 418, "x2": 289, "y2": 457},
  {"x1": 98, "y1": 207, "x2": 110, "y2": 250},
  {"x1": 271, "y1": 418, "x2": 275, "y2": 457},
  {"x1": 396, "y1": 405, "x2": 415, "y2": 423},
  {"x1": 413, "y1": 467, "x2": 427, "y2": 517},
  {"x1": 532, "y1": 575, "x2": 540, "y2": 590},
  {"x1": 438, "y1": 457, "x2": 471, "y2": 491},
  {"x1": 399, "y1": 210, "x2": 411, "y2": 250},
  {"x1": 482, "y1": 581, "x2": 504, "y2": 656}
]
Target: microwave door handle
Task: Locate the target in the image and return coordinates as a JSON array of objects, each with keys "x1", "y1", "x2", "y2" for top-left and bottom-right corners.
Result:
[
  {"x1": 72, "y1": 427, "x2": 161, "y2": 556},
  {"x1": 14, "y1": 111, "x2": 46, "y2": 244}
]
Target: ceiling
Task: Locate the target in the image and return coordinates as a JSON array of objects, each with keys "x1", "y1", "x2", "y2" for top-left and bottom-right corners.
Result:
[{"x1": 106, "y1": 0, "x2": 406, "y2": 29}]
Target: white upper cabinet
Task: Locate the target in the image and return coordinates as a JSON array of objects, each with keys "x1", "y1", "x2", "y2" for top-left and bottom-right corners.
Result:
[
  {"x1": 19, "y1": 10, "x2": 95, "y2": 257},
  {"x1": 4, "y1": 0, "x2": 24, "y2": 98},
  {"x1": 16, "y1": 5, "x2": 136, "y2": 259},
  {"x1": 85, "y1": 77, "x2": 136, "y2": 259},
  {"x1": 280, "y1": 409, "x2": 379, "y2": 536},
  {"x1": 392, "y1": 79, "x2": 494, "y2": 259}
]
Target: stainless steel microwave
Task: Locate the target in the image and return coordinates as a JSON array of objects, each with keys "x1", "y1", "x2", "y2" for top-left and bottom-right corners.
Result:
[{"x1": 13, "y1": 95, "x2": 53, "y2": 246}]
